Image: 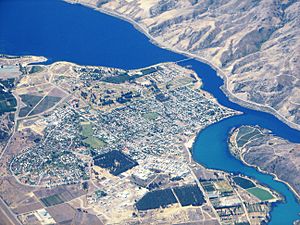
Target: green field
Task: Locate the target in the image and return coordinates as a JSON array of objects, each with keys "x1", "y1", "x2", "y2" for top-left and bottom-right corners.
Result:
[
  {"x1": 143, "y1": 112, "x2": 159, "y2": 120},
  {"x1": 247, "y1": 187, "x2": 274, "y2": 201},
  {"x1": 84, "y1": 136, "x2": 106, "y2": 149},
  {"x1": 40, "y1": 194, "x2": 64, "y2": 207},
  {"x1": 81, "y1": 122, "x2": 106, "y2": 149},
  {"x1": 81, "y1": 122, "x2": 93, "y2": 136},
  {"x1": 101, "y1": 73, "x2": 144, "y2": 84},
  {"x1": 29, "y1": 65, "x2": 44, "y2": 74}
]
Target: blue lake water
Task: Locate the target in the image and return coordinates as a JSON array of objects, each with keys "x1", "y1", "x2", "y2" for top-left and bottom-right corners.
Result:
[
  {"x1": 1, "y1": 0, "x2": 300, "y2": 224},
  {"x1": 0, "y1": 0, "x2": 183, "y2": 69}
]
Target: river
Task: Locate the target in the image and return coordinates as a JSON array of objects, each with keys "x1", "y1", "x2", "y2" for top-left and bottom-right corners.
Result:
[{"x1": 0, "y1": 0, "x2": 300, "y2": 224}]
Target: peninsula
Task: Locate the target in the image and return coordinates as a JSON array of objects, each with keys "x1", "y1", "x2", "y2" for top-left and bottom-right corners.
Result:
[
  {"x1": 65, "y1": 0, "x2": 300, "y2": 131},
  {"x1": 229, "y1": 125, "x2": 300, "y2": 199},
  {"x1": 0, "y1": 55, "x2": 279, "y2": 225}
]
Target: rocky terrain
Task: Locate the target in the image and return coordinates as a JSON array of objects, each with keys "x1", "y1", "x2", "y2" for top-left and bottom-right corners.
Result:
[
  {"x1": 230, "y1": 126, "x2": 300, "y2": 198},
  {"x1": 66, "y1": 0, "x2": 300, "y2": 130}
]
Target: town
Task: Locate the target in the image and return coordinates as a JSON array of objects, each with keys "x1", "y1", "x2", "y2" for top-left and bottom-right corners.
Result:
[{"x1": 1, "y1": 56, "x2": 279, "y2": 225}]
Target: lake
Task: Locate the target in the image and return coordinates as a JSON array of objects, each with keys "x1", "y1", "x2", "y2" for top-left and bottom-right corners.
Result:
[{"x1": 1, "y1": 0, "x2": 300, "y2": 224}]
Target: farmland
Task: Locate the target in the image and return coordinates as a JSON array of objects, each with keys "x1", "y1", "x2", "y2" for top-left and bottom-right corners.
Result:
[{"x1": 247, "y1": 187, "x2": 274, "y2": 201}]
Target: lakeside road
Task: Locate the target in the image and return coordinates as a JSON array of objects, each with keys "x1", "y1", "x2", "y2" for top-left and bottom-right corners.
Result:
[
  {"x1": 64, "y1": 0, "x2": 300, "y2": 132},
  {"x1": 77, "y1": 1, "x2": 300, "y2": 202},
  {"x1": 0, "y1": 197, "x2": 22, "y2": 225}
]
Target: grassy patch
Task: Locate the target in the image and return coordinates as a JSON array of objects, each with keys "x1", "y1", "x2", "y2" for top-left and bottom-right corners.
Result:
[
  {"x1": 81, "y1": 122, "x2": 106, "y2": 149},
  {"x1": 176, "y1": 77, "x2": 194, "y2": 85},
  {"x1": 214, "y1": 180, "x2": 233, "y2": 193},
  {"x1": 40, "y1": 194, "x2": 64, "y2": 207},
  {"x1": 101, "y1": 72, "x2": 147, "y2": 84},
  {"x1": 247, "y1": 187, "x2": 274, "y2": 201},
  {"x1": 29, "y1": 66, "x2": 44, "y2": 74},
  {"x1": 143, "y1": 112, "x2": 159, "y2": 120},
  {"x1": 84, "y1": 136, "x2": 106, "y2": 149},
  {"x1": 80, "y1": 122, "x2": 93, "y2": 137}
]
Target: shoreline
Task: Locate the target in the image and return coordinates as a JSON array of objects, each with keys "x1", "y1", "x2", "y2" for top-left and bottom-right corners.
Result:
[
  {"x1": 4, "y1": 53, "x2": 297, "y2": 208},
  {"x1": 239, "y1": 154, "x2": 300, "y2": 202},
  {"x1": 0, "y1": 1, "x2": 298, "y2": 223},
  {"x1": 4, "y1": 0, "x2": 300, "y2": 202},
  {"x1": 228, "y1": 130, "x2": 300, "y2": 202},
  {"x1": 5, "y1": 55, "x2": 238, "y2": 187},
  {"x1": 182, "y1": 125, "x2": 282, "y2": 225},
  {"x1": 239, "y1": 153, "x2": 300, "y2": 202},
  {"x1": 184, "y1": 120, "x2": 297, "y2": 204},
  {"x1": 64, "y1": 0, "x2": 300, "y2": 132}
]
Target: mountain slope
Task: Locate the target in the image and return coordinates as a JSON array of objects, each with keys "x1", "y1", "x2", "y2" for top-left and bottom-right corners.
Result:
[
  {"x1": 230, "y1": 126, "x2": 300, "y2": 198},
  {"x1": 66, "y1": 0, "x2": 300, "y2": 130}
]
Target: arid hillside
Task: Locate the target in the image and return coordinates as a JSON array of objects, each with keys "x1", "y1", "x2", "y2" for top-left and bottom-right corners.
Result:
[
  {"x1": 230, "y1": 126, "x2": 300, "y2": 198},
  {"x1": 66, "y1": 0, "x2": 300, "y2": 130}
]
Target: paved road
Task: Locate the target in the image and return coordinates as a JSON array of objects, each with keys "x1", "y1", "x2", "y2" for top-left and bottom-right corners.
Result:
[{"x1": 0, "y1": 197, "x2": 22, "y2": 225}]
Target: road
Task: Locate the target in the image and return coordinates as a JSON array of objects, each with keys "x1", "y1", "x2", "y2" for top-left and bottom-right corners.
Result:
[{"x1": 0, "y1": 197, "x2": 22, "y2": 225}]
